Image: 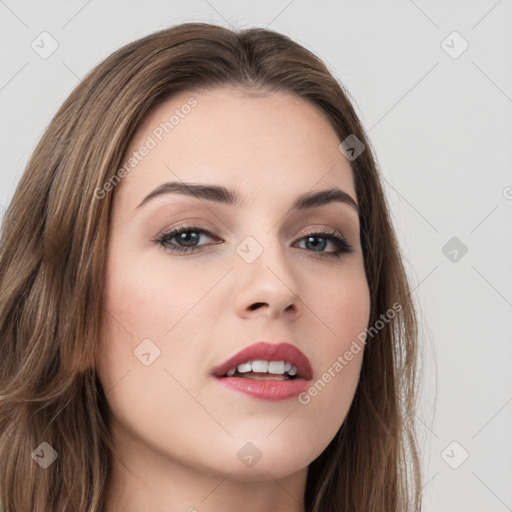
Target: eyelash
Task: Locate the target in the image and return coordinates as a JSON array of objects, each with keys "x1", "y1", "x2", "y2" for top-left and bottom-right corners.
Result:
[{"x1": 153, "y1": 223, "x2": 354, "y2": 259}]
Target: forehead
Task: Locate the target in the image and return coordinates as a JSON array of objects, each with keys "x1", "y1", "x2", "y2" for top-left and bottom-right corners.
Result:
[{"x1": 116, "y1": 87, "x2": 356, "y2": 209}]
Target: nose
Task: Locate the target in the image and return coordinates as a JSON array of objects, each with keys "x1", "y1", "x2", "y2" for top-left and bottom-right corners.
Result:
[{"x1": 233, "y1": 236, "x2": 302, "y2": 320}]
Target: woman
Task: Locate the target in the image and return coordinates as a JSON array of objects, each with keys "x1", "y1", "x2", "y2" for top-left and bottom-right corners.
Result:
[{"x1": 0, "y1": 22, "x2": 421, "y2": 511}]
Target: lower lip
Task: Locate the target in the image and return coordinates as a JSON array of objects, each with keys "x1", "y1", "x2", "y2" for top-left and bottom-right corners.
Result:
[{"x1": 215, "y1": 376, "x2": 311, "y2": 402}]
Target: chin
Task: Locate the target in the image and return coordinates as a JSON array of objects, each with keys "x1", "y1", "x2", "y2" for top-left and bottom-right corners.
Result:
[
  {"x1": 221, "y1": 458, "x2": 309, "y2": 483},
  {"x1": 204, "y1": 437, "x2": 317, "y2": 482}
]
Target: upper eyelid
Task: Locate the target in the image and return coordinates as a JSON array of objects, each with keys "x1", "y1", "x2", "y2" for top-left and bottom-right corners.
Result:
[
  {"x1": 147, "y1": 203, "x2": 358, "y2": 234},
  {"x1": 160, "y1": 224, "x2": 346, "y2": 237}
]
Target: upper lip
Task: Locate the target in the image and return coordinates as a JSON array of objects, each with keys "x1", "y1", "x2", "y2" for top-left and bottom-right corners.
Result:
[{"x1": 211, "y1": 341, "x2": 313, "y2": 380}]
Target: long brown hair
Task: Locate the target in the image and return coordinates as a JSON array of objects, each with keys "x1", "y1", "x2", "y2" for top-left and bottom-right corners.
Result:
[{"x1": 0, "y1": 22, "x2": 421, "y2": 511}]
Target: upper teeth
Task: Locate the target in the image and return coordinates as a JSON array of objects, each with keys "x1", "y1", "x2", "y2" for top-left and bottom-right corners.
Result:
[{"x1": 226, "y1": 360, "x2": 298, "y2": 377}]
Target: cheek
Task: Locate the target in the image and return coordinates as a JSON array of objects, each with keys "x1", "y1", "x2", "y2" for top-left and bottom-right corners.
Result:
[
  {"x1": 95, "y1": 253, "x2": 177, "y2": 395},
  {"x1": 295, "y1": 266, "x2": 370, "y2": 441},
  {"x1": 96, "y1": 250, "x2": 223, "y2": 409},
  {"x1": 308, "y1": 259, "x2": 370, "y2": 350},
  {"x1": 295, "y1": 351, "x2": 363, "y2": 458},
  {"x1": 95, "y1": 259, "x2": 209, "y2": 456},
  {"x1": 99, "y1": 247, "x2": 222, "y2": 349}
]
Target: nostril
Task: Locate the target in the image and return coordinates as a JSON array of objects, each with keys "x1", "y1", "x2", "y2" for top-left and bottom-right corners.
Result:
[{"x1": 249, "y1": 302, "x2": 267, "y2": 311}]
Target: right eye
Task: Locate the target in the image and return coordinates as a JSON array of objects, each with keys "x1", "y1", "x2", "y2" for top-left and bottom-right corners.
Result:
[{"x1": 153, "y1": 224, "x2": 220, "y2": 254}]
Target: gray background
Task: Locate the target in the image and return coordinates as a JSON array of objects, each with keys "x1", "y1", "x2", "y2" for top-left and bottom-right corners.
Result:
[{"x1": 1, "y1": 1, "x2": 511, "y2": 510}]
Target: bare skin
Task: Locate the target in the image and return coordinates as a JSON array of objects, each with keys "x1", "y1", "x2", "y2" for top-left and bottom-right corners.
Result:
[{"x1": 97, "y1": 86, "x2": 370, "y2": 512}]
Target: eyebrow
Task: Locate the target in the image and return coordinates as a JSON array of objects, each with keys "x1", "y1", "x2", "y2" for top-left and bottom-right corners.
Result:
[{"x1": 136, "y1": 181, "x2": 359, "y2": 214}]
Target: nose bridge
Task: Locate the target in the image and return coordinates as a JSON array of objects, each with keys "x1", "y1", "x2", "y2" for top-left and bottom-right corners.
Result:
[
  {"x1": 237, "y1": 223, "x2": 292, "y2": 276},
  {"x1": 233, "y1": 227, "x2": 301, "y2": 317}
]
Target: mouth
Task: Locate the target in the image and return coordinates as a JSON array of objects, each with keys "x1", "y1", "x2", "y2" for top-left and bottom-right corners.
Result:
[{"x1": 211, "y1": 341, "x2": 313, "y2": 402}]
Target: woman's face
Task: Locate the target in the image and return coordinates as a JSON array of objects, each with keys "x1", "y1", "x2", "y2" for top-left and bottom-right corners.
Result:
[{"x1": 97, "y1": 86, "x2": 370, "y2": 481}]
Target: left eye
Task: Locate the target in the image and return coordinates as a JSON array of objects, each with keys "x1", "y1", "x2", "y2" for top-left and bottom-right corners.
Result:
[
  {"x1": 295, "y1": 233, "x2": 350, "y2": 255},
  {"x1": 153, "y1": 225, "x2": 353, "y2": 258}
]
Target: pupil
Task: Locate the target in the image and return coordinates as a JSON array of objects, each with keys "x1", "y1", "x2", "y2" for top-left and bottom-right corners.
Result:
[
  {"x1": 178, "y1": 232, "x2": 198, "y2": 246},
  {"x1": 306, "y1": 236, "x2": 326, "y2": 251}
]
